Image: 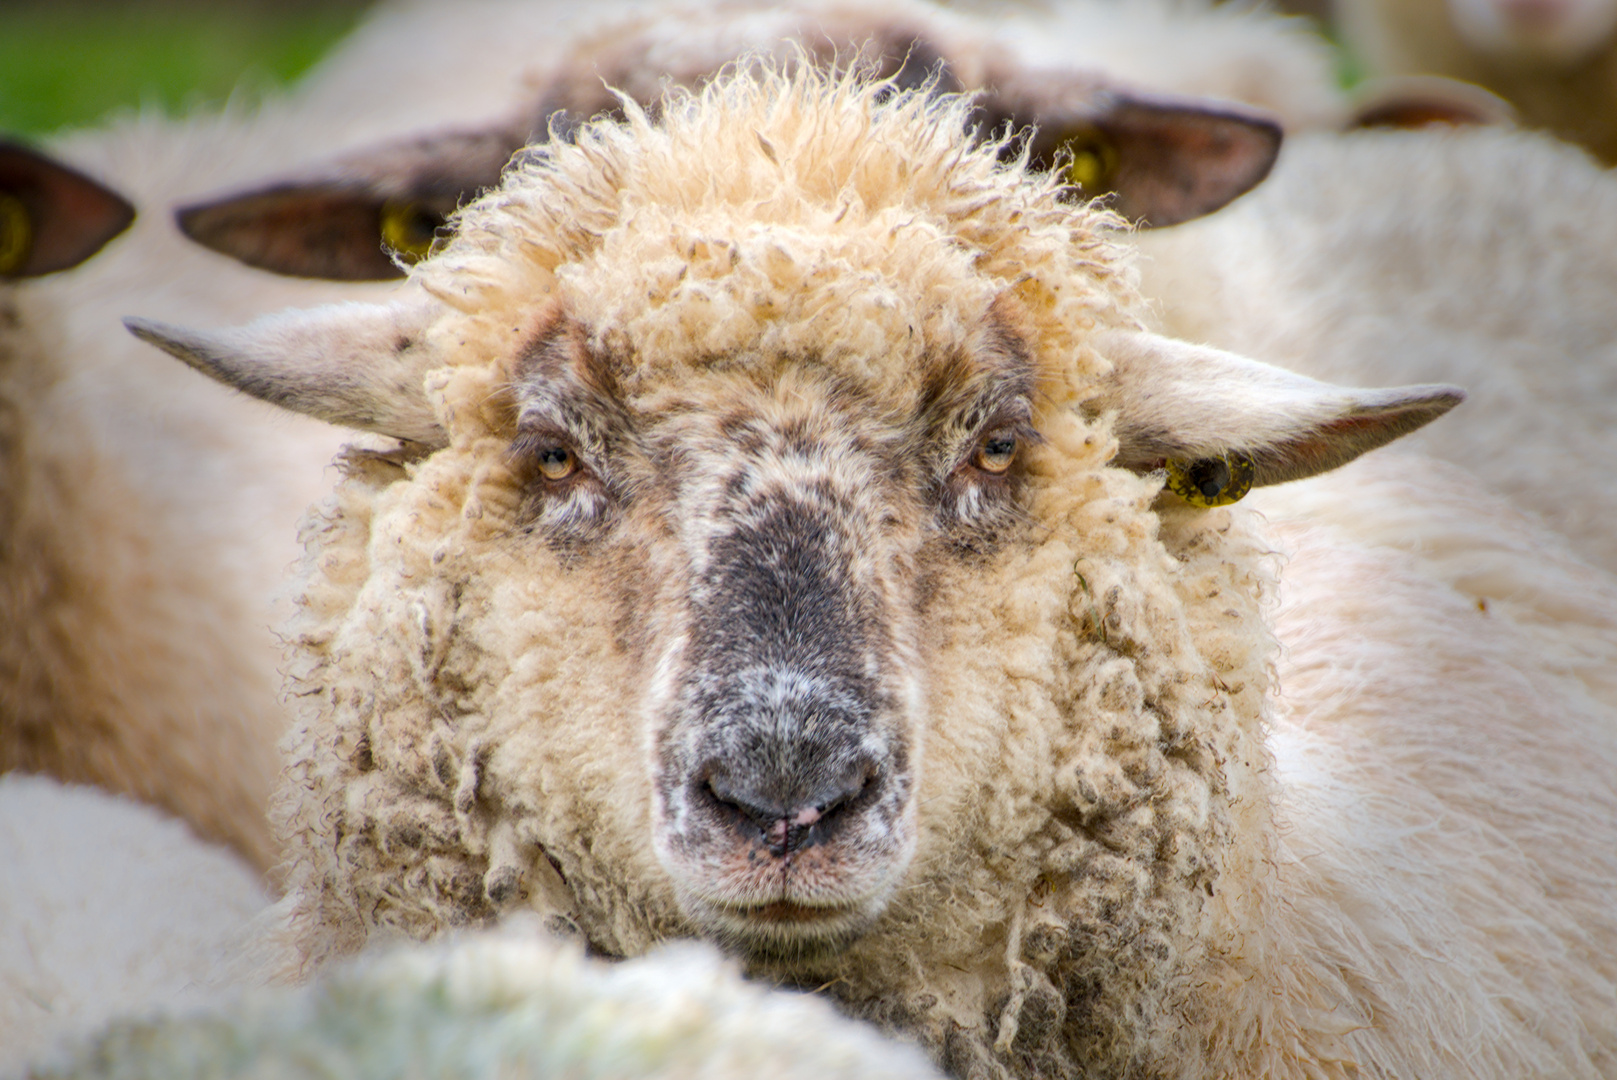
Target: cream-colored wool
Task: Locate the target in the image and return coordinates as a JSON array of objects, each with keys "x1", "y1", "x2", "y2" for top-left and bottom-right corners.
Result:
[
  {"x1": 205, "y1": 68, "x2": 1499, "y2": 1080},
  {"x1": 990, "y1": 0, "x2": 1343, "y2": 130},
  {"x1": 0, "y1": 774, "x2": 269, "y2": 1073},
  {"x1": 530, "y1": 0, "x2": 1345, "y2": 130},
  {"x1": 1252, "y1": 453, "x2": 1617, "y2": 1077},
  {"x1": 1135, "y1": 123, "x2": 1617, "y2": 573},
  {"x1": 30, "y1": 918, "x2": 944, "y2": 1080},
  {"x1": 0, "y1": 117, "x2": 354, "y2": 870}
]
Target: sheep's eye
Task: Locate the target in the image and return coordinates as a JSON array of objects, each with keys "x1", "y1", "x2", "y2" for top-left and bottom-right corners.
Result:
[
  {"x1": 1058, "y1": 128, "x2": 1120, "y2": 192},
  {"x1": 1165, "y1": 451, "x2": 1255, "y2": 508},
  {"x1": 0, "y1": 192, "x2": 33, "y2": 276},
  {"x1": 975, "y1": 434, "x2": 1018, "y2": 475},
  {"x1": 534, "y1": 446, "x2": 579, "y2": 482},
  {"x1": 379, "y1": 200, "x2": 443, "y2": 264}
]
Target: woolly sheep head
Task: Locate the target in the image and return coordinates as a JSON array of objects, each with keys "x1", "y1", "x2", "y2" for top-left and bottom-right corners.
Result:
[{"x1": 128, "y1": 68, "x2": 1459, "y2": 1067}]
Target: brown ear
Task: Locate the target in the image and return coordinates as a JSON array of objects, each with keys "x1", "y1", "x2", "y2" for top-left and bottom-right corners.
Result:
[
  {"x1": 0, "y1": 139, "x2": 135, "y2": 278},
  {"x1": 1348, "y1": 75, "x2": 1516, "y2": 130},
  {"x1": 175, "y1": 125, "x2": 524, "y2": 281},
  {"x1": 981, "y1": 77, "x2": 1282, "y2": 227}
]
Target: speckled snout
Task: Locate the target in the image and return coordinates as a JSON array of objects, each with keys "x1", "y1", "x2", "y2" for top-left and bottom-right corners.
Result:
[{"x1": 649, "y1": 432, "x2": 922, "y2": 961}]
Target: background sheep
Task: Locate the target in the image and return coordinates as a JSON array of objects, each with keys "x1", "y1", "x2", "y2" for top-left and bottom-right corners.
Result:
[
  {"x1": 1334, "y1": 0, "x2": 1617, "y2": 161},
  {"x1": 27, "y1": 917, "x2": 944, "y2": 1080},
  {"x1": 0, "y1": 773, "x2": 269, "y2": 1072},
  {"x1": 126, "y1": 65, "x2": 1617, "y2": 1078},
  {"x1": 1133, "y1": 122, "x2": 1617, "y2": 573},
  {"x1": 0, "y1": 0, "x2": 615, "y2": 867},
  {"x1": 174, "y1": 0, "x2": 1342, "y2": 281}
]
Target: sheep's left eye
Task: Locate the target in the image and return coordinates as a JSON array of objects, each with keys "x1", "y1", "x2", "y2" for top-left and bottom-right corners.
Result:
[
  {"x1": 536, "y1": 446, "x2": 578, "y2": 481},
  {"x1": 975, "y1": 435, "x2": 1018, "y2": 474}
]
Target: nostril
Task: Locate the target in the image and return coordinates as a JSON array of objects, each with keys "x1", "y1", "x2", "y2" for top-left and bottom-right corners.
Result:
[
  {"x1": 703, "y1": 775, "x2": 784, "y2": 834},
  {"x1": 697, "y1": 760, "x2": 883, "y2": 855},
  {"x1": 809, "y1": 764, "x2": 878, "y2": 824}
]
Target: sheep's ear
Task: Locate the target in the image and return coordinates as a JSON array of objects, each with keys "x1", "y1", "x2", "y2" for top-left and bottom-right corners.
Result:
[
  {"x1": 1, "y1": 139, "x2": 135, "y2": 278},
  {"x1": 1089, "y1": 330, "x2": 1463, "y2": 502},
  {"x1": 175, "y1": 125, "x2": 523, "y2": 281},
  {"x1": 124, "y1": 296, "x2": 446, "y2": 445},
  {"x1": 981, "y1": 81, "x2": 1282, "y2": 227},
  {"x1": 1348, "y1": 75, "x2": 1515, "y2": 129}
]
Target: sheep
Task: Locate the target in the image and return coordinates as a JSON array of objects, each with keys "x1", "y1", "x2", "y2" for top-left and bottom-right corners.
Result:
[
  {"x1": 1131, "y1": 121, "x2": 1617, "y2": 573},
  {"x1": 1333, "y1": 0, "x2": 1617, "y2": 161},
  {"x1": 26, "y1": 916, "x2": 945, "y2": 1080},
  {"x1": 0, "y1": 112, "x2": 376, "y2": 869},
  {"x1": 0, "y1": 773, "x2": 270, "y2": 1073},
  {"x1": 121, "y1": 63, "x2": 1617, "y2": 1078},
  {"x1": 174, "y1": 0, "x2": 1347, "y2": 281}
]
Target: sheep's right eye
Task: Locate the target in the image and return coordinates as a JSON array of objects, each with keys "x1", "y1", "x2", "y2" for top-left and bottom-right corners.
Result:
[
  {"x1": 0, "y1": 192, "x2": 32, "y2": 275},
  {"x1": 535, "y1": 446, "x2": 578, "y2": 482},
  {"x1": 379, "y1": 200, "x2": 443, "y2": 264}
]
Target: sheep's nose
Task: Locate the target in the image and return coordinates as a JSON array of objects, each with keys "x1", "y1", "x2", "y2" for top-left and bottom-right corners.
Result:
[{"x1": 701, "y1": 761, "x2": 878, "y2": 856}]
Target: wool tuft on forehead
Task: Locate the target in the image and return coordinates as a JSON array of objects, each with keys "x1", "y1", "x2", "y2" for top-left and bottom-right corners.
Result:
[{"x1": 412, "y1": 62, "x2": 1142, "y2": 420}]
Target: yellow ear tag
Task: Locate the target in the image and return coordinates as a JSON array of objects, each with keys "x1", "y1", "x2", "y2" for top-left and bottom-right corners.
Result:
[
  {"x1": 379, "y1": 200, "x2": 440, "y2": 264},
  {"x1": 1165, "y1": 451, "x2": 1255, "y2": 508},
  {"x1": 0, "y1": 192, "x2": 33, "y2": 276},
  {"x1": 1059, "y1": 128, "x2": 1120, "y2": 192}
]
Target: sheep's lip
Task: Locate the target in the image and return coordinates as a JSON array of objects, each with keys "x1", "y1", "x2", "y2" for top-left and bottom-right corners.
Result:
[
  {"x1": 700, "y1": 897, "x2": 877, "y2": 962},
  {"x1": 736, "y1": 900, "x2": 855, "y2": 924}
]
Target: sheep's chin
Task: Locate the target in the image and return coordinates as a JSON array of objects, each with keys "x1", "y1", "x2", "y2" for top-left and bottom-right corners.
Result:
[{"x1": 690, "y1": 896, "x2": 885, "y2": 963}]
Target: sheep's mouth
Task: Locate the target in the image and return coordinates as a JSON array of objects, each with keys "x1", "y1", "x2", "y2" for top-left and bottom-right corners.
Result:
[
  {"x1": 738, "y1": 900, "x2": 856, "y2": 924},
  {"x1": 701, "y1": 897, "x2": 877, "y2": 962}
]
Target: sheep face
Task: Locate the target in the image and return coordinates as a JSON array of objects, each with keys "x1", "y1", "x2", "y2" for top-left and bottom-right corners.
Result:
[
  {"x1": 629, "y1": 375, "x2": 926, "y2": 959},
  {"x1": 507, "y1": 314, "x2": 966, "y2": 959},
  {"x1": 129, "y1": 69, "x2": 1461, "y2": 1071}
]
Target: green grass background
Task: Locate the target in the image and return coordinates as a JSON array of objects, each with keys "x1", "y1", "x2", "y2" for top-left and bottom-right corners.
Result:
[{"x1": 0, "y1": 0, "x2": 375, "y2": 138}]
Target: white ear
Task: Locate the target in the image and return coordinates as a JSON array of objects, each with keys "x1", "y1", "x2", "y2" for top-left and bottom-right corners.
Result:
[
  {"x1": 1090, "y1": 329, "x2": 1464, "y2": 490},
  {"x1": 125, "y1": 293, "x2": 446, "y2": 446}
]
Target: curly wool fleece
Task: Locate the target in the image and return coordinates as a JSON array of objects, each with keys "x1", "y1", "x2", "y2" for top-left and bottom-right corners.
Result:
[
  {"x1": 35, "y1": 918, "x2": 944, "y2": 1080},
  {"x1": 272, "y1": 68, "x2": 1280, "y2": 1079}
]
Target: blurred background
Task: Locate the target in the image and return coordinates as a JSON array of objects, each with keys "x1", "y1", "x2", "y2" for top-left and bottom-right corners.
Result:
[{"x1": 0, "y1": 0, "x2": 377, "y2": 137}]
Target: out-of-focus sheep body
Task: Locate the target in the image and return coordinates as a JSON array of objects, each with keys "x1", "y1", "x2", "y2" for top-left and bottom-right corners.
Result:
[
  {"x1": 1253, "y1": 453, "x2": 1617, "y2": 1079},
  {"x1": 0, "y1": 0, "x2": 606, "y2": 865},
  {"x1": 1, "y1": 116, "x2": 375, "y2": 868},
  {"x1": 1135, "y1": 123, "x2": 1617, "y2": 571},
  {"x1": 28, "y1": 919, "x2": 944, "y2": 1080},
  {"x1": 0, "y1": 774, "x2": 268, "y2": 1073},
  {"x1": 125, "y1": 66, "x2": 1617, "y2": 1078}
]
